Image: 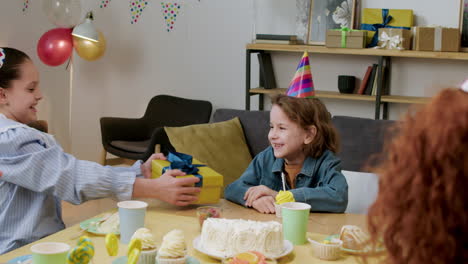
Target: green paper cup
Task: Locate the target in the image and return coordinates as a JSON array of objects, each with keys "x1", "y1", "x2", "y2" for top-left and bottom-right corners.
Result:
[
  {"x1": 281, "y1": 202, "x2": 311, "y2": 245},
  {"x1": 30, "y1": 242, "x2": 70, "y2": 264}
]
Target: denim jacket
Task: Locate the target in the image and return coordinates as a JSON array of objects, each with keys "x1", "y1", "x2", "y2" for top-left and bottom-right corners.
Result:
[{"x1": 224, "y1": 146, "x2": 348, "y2": 213}]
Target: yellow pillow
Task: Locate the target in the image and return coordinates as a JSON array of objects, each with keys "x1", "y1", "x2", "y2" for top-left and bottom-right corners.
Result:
[{"x1": 164, "y1": 117, "x2": 252, "y2": 190}]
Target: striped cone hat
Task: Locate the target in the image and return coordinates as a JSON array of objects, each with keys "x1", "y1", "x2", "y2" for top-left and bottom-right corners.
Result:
[{"x1": 286, "y1": 51, "x2": 315, "y2": 98}]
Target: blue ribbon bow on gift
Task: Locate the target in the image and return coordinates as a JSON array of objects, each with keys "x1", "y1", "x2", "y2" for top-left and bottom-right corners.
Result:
[
  {"x1": 361, "y1": 9, "x2": 410, "y2": 47},
  {"x1": 162, "y1": 152, "x2": 204, "y2": 187}
]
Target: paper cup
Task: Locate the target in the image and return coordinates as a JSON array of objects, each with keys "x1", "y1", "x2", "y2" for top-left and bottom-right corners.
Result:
[
  {"x1": 118, "y1": 200, "x2": 148, "y2": 244},
  {"x1": 30, "y1": 242, "x2": 70, "y2": 264},
  {"x1": 281, "y1": 202, "x2": 311, "y2": 245},
  {"x1": 274, "y1": 203, "x2": 282, "y2": 218}
]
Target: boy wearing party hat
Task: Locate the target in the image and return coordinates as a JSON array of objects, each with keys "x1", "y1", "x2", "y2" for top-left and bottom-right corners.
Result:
[{"x1": 225, "y1": 52, "x2": 348, "y2": 214}]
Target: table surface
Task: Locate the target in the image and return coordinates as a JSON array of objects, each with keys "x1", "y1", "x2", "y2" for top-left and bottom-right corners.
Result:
[{"x1": 0, "y1": 199, "x2": 380, "y2": 263}]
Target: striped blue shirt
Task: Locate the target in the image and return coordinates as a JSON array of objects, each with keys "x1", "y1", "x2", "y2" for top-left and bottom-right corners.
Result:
[{"x1": 0, "y1": 114, "x2": 142, "y2": 254}]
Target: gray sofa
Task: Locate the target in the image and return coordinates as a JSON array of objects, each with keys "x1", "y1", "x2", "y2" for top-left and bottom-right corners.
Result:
[{"x1": 213, "y1": 109, "x2": 397, "y2": 172}]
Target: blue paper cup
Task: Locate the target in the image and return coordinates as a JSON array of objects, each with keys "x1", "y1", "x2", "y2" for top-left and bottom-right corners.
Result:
[
  {"x1": 281, "y1": 202, "x2": 311, "y2": 245},
  {"x1": 30, "y1": 242, "x2": 70, "y2": 264},
  {"x1": 117, "y1": 200, "x2": 148, "y2": 244}
]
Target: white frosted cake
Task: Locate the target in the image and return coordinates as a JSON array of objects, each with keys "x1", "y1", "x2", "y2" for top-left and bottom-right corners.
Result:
[{"x1": 199, "y1": 218, "x2": 283, "y2": 258}]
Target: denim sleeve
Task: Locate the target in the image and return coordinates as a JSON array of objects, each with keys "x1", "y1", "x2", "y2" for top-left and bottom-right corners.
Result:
[
  {"x1": 290, "y1": 157, "x2": 348, "y2": 213},
  {"x1": 224, "y1": 153, "x2": 265, "y2": 206}
]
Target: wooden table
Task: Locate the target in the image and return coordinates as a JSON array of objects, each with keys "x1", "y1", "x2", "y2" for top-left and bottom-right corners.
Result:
[{"x1": 0, "y1": 199, "x2": 377, "y2": 263}]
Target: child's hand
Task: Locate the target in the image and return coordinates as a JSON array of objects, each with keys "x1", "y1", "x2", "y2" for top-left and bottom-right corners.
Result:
[
  {"x1": 252, "y1": 196, "x2": 276, "y2": 214},
  {"x1": 141, "y1": 153, "x2": 166, "y2": 179},
  {"x1": 244, "y1": 185, "x2": 278, "y2": 207}
]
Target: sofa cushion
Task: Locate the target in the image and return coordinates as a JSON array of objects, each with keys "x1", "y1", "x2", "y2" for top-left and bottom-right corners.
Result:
[
  {"x1": 164, "y1": 117, "x2": 253, "y2": 189},
  {"x1": 332, "y1": 116, "x2": 397, "y2": 172},
  {"x1": 213, "y1": 109, "x2": 270, "y2": 157}
]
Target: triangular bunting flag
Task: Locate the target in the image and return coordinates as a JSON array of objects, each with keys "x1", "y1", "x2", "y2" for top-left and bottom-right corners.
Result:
[
  {"x1": 100, "y1": 0, "x2": 112, "y2": 8},
  {"x1": 22, "y1": 0, "x2": 30, "y2": 12},
  {"x1": 286, "y1": 51, "x2": 315, "y2": 98},
  {"x1": 130, "y1": 0, "x2": 148, "y2": 24},
  {"x1": 161, "y1": 2, "x2": 182, "y2": 32}
]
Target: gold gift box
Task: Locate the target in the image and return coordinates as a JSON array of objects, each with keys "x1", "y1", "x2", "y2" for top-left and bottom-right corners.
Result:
[
  {"x1": 377, "y1": 28, "x2": 412, "y2": 50},
  {"x1": 151, "y1": 158, "x2": 223, "y2": 204},
  {"x1": 325, "y1": 30, "x2": 367, "y2": 48},
  {"x1": 361, "y1": 8, "x2": 414, "y2": 46},
  {"x1": 412, "y1": 27, "x2": 460, "y2": 52}
]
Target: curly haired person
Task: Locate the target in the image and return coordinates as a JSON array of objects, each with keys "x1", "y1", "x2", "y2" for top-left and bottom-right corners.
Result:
[{"x1": 367, "y1": 87, "x2": 468, "y2": 264}]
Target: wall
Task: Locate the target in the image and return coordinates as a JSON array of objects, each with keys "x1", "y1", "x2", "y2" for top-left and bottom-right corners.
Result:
[
  {"x1": 1, "y1": 0, "x2": 467, "y2": 162},
  {"x1": 0, "y1": 1, "x2": 71, "y2": 151}
]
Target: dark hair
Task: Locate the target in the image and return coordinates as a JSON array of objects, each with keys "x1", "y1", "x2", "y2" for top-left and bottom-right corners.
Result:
[
  {"x1": 367, "y1": 88, "x2": 468, "y2": 264},
  {"x1": 0, "y1": 47, "x2": 31, "y2": 89},
  {"x1": 271, "y1": 94, "x2": 339, "y2": 158}
]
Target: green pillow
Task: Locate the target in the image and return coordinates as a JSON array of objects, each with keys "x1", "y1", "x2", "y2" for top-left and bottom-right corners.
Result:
[{"x1": 164, "y1": 117, "x2": 252, "y2": 190}]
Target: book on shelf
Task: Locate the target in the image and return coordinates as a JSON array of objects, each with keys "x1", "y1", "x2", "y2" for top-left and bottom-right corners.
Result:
[
  {"x1": 254, "y1": 39, "x2": 298, "y2": 45},
  {"x1": 257, "y1": 53, "x2": 277, "y2": 89},
  {"x1": 256, "y1": 34, "x2": 297, "y2": 41},
  {"x1": 357, "y1": 65, "x2": 373, "y2": 94},
  {"x1": 364, "y1": 64, "x2": 378, "y2": 95}
]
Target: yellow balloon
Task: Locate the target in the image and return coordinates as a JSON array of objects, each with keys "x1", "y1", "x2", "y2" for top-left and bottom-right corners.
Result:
[{"x1": 73, "y1": 31, "x2": 106, "y2": 61}]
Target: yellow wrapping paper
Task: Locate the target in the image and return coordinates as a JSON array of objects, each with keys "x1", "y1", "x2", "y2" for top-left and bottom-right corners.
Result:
[
  {"x1": 361, "y1": 8, "x2": 413, "y2": 47},
  {"x1": 152, "y1": 159, "x2": 223, "y2": 204}
]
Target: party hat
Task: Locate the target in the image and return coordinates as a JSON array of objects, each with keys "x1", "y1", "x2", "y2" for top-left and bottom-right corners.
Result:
[{"x1": 286, "y1": 51, "x2": 315, "y2": 98}]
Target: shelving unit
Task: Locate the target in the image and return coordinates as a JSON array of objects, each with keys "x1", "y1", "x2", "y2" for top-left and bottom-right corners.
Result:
[{"x1": 246, "y1": 43, "x2": 468, "y2": 119}]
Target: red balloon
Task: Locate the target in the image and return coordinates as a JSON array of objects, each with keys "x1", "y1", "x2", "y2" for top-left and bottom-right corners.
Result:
[{"x1": 37, "y1": 28, "x2": 73, "y2": 66}]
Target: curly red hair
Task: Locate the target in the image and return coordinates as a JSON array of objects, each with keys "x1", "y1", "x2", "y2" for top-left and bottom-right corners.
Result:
[{"x1": 367, "y1": 88, "x2": 468, "y2": 264}]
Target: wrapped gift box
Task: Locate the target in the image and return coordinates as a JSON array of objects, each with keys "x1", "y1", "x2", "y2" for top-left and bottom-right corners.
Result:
[
  {"x1": 377, "y1": 28, "x2": 412, "y2": 50},
  {"x1": 361, "y1": 8, "x2": 413, "y2": 47},
  {"x1": 326, "y1": 29, "x2": 367, "y2": 48},
  {"x1": 412, "y1": 27, "x2": 460, "y2": 52},
  {"x1": 152, "y1": 157, "x2": 223, "y2": 204}
]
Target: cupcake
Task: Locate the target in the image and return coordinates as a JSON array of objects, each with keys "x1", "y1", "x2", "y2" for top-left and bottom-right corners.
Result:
[
  {"x1": 156, "y1": 229, "x2": 187, "y2": 264},
  {"x1": 130, "y1": 228, "x2": 157, "y2": 264},
  {"x1": 274, "y1": 191, "x2": 295, "y2": 218},
  {"x1": 308, "y1": 237, "x2": 343, "y2": 260}
]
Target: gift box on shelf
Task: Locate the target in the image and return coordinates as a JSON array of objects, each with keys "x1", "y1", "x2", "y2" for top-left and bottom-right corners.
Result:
[
  {"x1": 377, "y1": 28, "x2": 412, "y2": 50},
  {"x1": 412, "y1": 27, "x2": 460, "y2": 52},
  {"x1": 361, "y1": 8, "x2": 413, "y2": 47},
  {"x1": 152, "y1": 152, "x2": 223, "y2": 204},
  {"x1": 325, "y1": 28, "x2": 367, "y2": 48}
]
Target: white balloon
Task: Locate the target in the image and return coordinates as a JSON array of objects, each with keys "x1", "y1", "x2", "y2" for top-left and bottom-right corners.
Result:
[{"x1": 42, "y1": 0, "x2": 82, "y2": 28}]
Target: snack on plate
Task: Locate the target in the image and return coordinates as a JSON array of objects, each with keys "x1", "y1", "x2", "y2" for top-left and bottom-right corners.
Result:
[
  {"x1": 222, "y1": 251, "x2": 269, "y2": 264},
  {"x1": 156, "y1": 229, "x2": 187, "y2": 264},
  {"x1": 96, "y1": 212, "x2": 119, "y2": 233},
  {"x1": 274, "y1": 191, "x2": 295, "y2": 217},
  {"x1": 339, "y1": 225, "x2": 370, "y2": 250},
  {"x1": 130, "y1": 228, "x2": 157, "y2": 264},
  {"x1": 200, "y1": 218, "x2": 283, "y2": 258}
]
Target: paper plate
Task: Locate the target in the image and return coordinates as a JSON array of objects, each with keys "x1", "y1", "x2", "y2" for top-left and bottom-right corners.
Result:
[
  {"x1": 112, "y1": 255, "x2": 200, "y2": 264},
  {"x1": 193, "y1": 235, "x2": 293, "y2": 260},
  {"x1": 80, "y1": 217, "x2": 119, "y2": 235},
  {"x1": 7, "y1": 254, "x2": 32, "y2": 264}
]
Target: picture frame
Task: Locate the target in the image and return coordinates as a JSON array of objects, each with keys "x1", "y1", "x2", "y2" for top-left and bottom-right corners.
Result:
[
  {"x1": 307, "y1": 0, "x2": 356, "y2": 45},
  {"x1": 459, "y1": 0, "x2": 468, "y2": 51}
]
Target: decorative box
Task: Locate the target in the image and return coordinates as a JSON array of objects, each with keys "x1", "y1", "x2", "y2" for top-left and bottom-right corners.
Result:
[
  {"x1": 377, "y1": 28, "x2": 412, "y2": 50},
  {"x1": 326, "y1": 29, "x2": 367, "y2": 48},
  {"x1": 361, "y1": 8, "x2": 414, "y2": 47},
  {"x1": 151, "y1": 154, "x2": 223, "y2": 204},
  {"x1": 412, "y1": 27, "x2": 460, "y2": 52}
]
